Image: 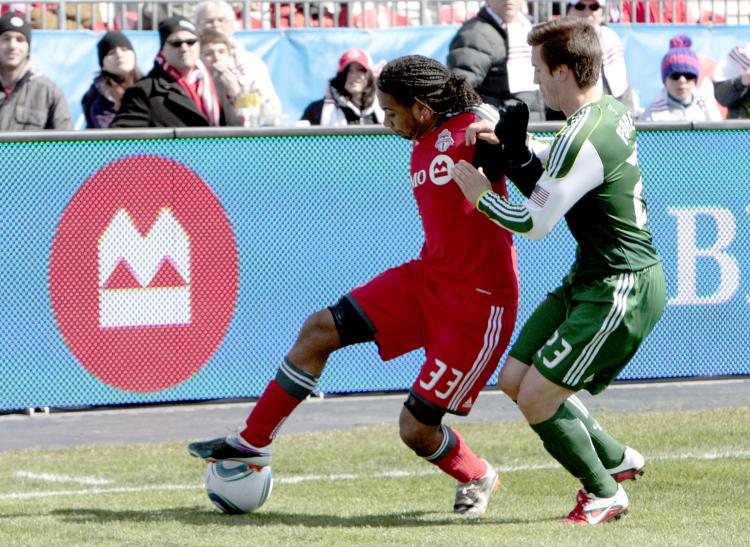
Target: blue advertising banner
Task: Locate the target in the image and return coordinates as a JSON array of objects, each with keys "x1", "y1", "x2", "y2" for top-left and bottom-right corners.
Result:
[
  {"x1": 28, "y1": 25, "x2": 750, "y2": 127},
  {"x1": 0, "y1": 127, "x2": 748, "y2": 411}
]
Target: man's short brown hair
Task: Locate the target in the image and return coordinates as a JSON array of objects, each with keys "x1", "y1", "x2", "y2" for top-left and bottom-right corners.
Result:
[
  {"x1": 527, "y1": 17, "x2": 602, "y2": 89},
  {"x1": 199, "y1": 29, "x2": 231, "y2": 49}
]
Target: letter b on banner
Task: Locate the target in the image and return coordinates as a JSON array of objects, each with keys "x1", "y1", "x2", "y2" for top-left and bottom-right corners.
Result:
[{"x1": 667, "y1": 207, "x2": 740, "y2": 306}]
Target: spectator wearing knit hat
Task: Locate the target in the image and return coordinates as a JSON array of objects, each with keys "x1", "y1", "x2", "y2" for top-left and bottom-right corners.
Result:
[
  {"x1": 112, "y1": 15, "x2": 239, "y2": 128},
  {"x1": 641, "y1": 35, "x2": 722, "y2": 122},
  {"x1": 0, "y1": 11, "x2": 71, "y2": 130},
  {"x1": 81, "y1": 32, "x2": 143, "y2": 129},
  {"x1": 301, "y1": 47, "x2": 384, "y2": 126},
  {"x1": 713, "y1": 40, "x2": 750, "y2": 119}
]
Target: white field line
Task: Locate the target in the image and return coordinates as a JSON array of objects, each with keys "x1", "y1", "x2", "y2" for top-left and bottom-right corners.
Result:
[
  {"x1": 15, "y1": 471, "x2": 114, "y2": 486},
  {"x1": 2, "y1": 449, "x2": 748, "y2": 501}
]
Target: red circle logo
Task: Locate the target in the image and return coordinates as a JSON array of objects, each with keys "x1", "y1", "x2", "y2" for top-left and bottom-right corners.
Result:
[{"x1": 49, "y1": 156, "x2": 239, "y2": 393}]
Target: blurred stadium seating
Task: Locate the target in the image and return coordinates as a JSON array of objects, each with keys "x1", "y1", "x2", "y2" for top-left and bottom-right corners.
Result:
[{"x1": 1, "y1": 0, "x2": 748, "y2": 30}]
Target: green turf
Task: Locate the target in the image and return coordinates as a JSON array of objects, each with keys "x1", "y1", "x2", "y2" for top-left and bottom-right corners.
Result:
[{"x1": 1, "y1": 408, "x2": 748, "y2": 546}]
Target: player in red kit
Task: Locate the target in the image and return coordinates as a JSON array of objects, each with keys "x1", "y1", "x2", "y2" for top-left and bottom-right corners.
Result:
[{"x1": 188, "y1": 55, "x2": 519, "y2": 516}]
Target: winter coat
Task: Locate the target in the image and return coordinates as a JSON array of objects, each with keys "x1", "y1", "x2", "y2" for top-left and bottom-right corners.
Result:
[
  {"x1": 111, "y1": 63, "x2": 239, "y2": 128},
  {"x1": 447, "y1": 6, "x2": 544, "y2": 119},
  {"x1": 81, "y1": 76, "x2": 118, "y2": 129},
  {"x1": 301, "y1": 85, "x2": 384, "y2": 126},
  {"x1": 0, "y1": 68, "x2": 71, "y2": 131}
]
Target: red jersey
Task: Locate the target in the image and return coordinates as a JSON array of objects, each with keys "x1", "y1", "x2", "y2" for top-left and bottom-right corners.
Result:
[{"x1": 411, "y1": 111, "x2": 518, "y2": 305}]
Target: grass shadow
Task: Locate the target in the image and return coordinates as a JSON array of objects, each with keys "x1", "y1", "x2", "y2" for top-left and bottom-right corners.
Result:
[{"x1": 49, "y1": 507, "x2": 543, "y2": 527}]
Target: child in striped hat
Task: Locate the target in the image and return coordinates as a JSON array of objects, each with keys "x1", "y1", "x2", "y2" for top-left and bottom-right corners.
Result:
[{"x1": 641, "y1": 35, "x2": 722, "y2": 121}]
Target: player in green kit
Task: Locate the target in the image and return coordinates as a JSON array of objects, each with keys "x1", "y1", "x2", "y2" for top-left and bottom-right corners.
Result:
[{"x1": 452, "y1": 17, "x2": 666, "y2": 525}]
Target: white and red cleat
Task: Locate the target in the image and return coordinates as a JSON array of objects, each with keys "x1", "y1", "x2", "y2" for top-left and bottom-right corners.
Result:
[
  {"x1": 562, "y1": 484, "x2": 629, "y2": 525},
  {"x1": 607, "y1": 446, "x2": 645, "y2": 483}
]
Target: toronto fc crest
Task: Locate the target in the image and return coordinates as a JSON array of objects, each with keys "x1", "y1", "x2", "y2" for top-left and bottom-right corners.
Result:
[{"x1": 435, "y1": 129, "x2": 454, "y2": 152}]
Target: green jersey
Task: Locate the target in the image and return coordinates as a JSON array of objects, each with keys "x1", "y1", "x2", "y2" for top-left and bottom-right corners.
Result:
[{"x1": 476, "y1": 95, "x2": 661, "y2": 284}]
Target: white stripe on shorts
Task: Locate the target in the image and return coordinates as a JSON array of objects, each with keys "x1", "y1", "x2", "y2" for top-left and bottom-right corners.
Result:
[
  {"x1": 448, "y1": 306, "x2": 503, "y2": 412},
  {"x1": 562, "y1": 273, "x2": 635, "y2": 386}
]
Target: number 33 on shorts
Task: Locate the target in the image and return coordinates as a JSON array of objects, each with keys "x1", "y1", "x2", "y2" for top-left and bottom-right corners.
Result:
[{"x1": 419, "y1": 358, "x2": 464, "y2": 400}]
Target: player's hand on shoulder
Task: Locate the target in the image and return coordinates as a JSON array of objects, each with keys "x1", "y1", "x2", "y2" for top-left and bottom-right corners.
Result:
[
  {"x1": 465, "y1": 119, "x2": 500, "y2": 146},
  {"x1": 451, "y1": 160, "x2": 491, "y2": 205}
]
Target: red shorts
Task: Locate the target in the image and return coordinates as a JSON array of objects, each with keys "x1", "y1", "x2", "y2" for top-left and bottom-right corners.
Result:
[{"x1": 349, "y1": 261, "x2": 517, "y2": 415}]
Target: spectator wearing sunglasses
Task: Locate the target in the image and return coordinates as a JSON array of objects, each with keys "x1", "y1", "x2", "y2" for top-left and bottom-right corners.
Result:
[
  {"x1": 713, "y1": 41, "x2": 750, "y2": 119},
  {"x1": 641, "y1": 35, "x2": 722, "y2": 122},
  {"x1": 112, "y1": 16, "x2": 239, "y2": 128},
  {"x1": 553, "y1": 0, "x2": 638, "y2": 119}
]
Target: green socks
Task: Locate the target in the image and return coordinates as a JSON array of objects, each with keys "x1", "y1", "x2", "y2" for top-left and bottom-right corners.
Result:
[
  {"x1": 531, "y1": 403, "x2": 618, "y2": 498},
  {"x1": 565, "y1": 395, "x2": 626, "y2": 469}
]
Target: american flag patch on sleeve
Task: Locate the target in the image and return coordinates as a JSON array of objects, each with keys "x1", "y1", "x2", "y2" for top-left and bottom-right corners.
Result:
[{"x1": 530, "y1": 186, "x2": 550, "y2": 208}]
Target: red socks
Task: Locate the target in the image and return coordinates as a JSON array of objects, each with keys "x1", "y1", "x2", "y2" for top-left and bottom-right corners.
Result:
[
  {"x1": 430, "y1": 426, "x2": 487, "y2": 483},
  {"x1": 240, "y1": 358, "x2": 319, "y2": 447}
]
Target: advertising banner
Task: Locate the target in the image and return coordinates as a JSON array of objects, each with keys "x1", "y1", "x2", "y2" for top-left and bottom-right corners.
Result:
[{"x1": 0, "y1": 127, "x2": 748, "y2": 410}]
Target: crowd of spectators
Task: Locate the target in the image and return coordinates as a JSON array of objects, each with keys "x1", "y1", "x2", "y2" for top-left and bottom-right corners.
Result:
[{"x1": 0, "y1": 0, "x2": 749, "y2": 131}]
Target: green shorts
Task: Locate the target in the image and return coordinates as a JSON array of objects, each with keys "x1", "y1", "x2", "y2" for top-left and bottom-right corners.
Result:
[{"x1": 509, "y1": 263, "x2": 665, "y2": 394}]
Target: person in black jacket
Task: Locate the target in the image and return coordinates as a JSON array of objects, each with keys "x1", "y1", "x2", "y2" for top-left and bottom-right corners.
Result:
[
  {"x1": 447, "y1": 0, "x2": 544, "y2": 120},
  {"x1": 301, "y1": 47, "x2": 383, "y2": 126},
  {"x1": 111, "y1": 16, "x2": 238, "y2": 128}
]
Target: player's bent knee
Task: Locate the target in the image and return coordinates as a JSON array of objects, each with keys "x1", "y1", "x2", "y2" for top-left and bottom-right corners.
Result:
[
  {"x1": 296, "y1": 310, "x2": 340, "y2": 353},
  {"x1": 499, "y1": 372, "x2": 520, "y2": 400},
  {"x1": 399, "y1": 395, "x2": 445, "y2": 455},
  {"x1": 398, "y1": 415, "x2": 439, "y2": 455},
  {"x1": 499, "y1": 356, "x2": 529, "y2": 400}
]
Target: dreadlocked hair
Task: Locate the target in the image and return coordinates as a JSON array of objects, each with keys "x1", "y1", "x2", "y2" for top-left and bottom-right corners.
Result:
[{"x1": 377, "y1": 55, "x2": 481, "y2": 114}]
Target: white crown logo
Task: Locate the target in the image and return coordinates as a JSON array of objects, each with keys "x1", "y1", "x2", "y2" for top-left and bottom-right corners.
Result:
[
  {"x1": 98, "y1": 208, "x2": 190, "y2": 329},
  {"x1": 435, "y1": 129, "x2": 454, "y2": 153}
]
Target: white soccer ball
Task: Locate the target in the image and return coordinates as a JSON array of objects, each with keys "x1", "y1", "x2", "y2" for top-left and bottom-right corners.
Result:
[{"x1": 204, "y1": 461, "x2": 273, "y2": 514}]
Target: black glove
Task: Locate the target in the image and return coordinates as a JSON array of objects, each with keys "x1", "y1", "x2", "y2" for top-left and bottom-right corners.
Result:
[{"x1": 495, "y1": 100, "x2": 531, "y2": 165}]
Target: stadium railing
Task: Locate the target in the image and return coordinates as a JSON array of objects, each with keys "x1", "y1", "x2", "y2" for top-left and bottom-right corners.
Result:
[{"x1": 1, "y1": 0, "x2": 748, "y2": 31}]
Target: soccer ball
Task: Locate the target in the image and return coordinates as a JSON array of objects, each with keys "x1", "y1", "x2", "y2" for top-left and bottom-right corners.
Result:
[{"x1": 204, "y1": 461, "x2": 273, "y2": 514}]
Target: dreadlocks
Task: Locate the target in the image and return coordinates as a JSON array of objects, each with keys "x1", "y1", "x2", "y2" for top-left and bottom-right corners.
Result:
[{"x1": 377, "y1": 55, "x2": 481, "y2": 115}]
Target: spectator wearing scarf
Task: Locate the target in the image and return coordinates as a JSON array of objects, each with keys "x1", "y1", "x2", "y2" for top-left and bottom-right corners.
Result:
[
  {"x1": 112, "y1": 16, "x2": 238, "y2": 128},
  {"x1": 301, "y1": 48, "x2": 384, "y2": 126}
]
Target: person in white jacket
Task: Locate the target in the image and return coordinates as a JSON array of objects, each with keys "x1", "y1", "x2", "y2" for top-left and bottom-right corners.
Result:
[
  {"x1": 713, "y1": 40, "x2": 750, "y2": 119},
  {"x1": 195, "y1": 0, "x2": 282, "y2": 124},
  {"x1": 641, "y1": 35, "x2": 722, "y2": 122},
  {"x1": 562, "y1": 0, "x2": 637, "y2": 116}
]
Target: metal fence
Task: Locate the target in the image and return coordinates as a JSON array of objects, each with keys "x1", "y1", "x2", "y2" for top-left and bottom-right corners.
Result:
[{"x1": 2, "y1": 0, "x2": 749, "y2": 30}]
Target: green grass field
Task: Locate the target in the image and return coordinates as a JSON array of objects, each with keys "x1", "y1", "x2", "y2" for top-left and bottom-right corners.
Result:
[{"x1": 1, "y1": 407, "x2": 749, "y2": 546}]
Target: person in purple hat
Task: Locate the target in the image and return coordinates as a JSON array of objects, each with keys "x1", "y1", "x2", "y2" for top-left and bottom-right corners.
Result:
[
  {"x1": 641, "y1": 35, "x2": 722, "y2": 121},
  {"x1": 0, "y1": 11, "x2": 71, "y2": 130}
]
